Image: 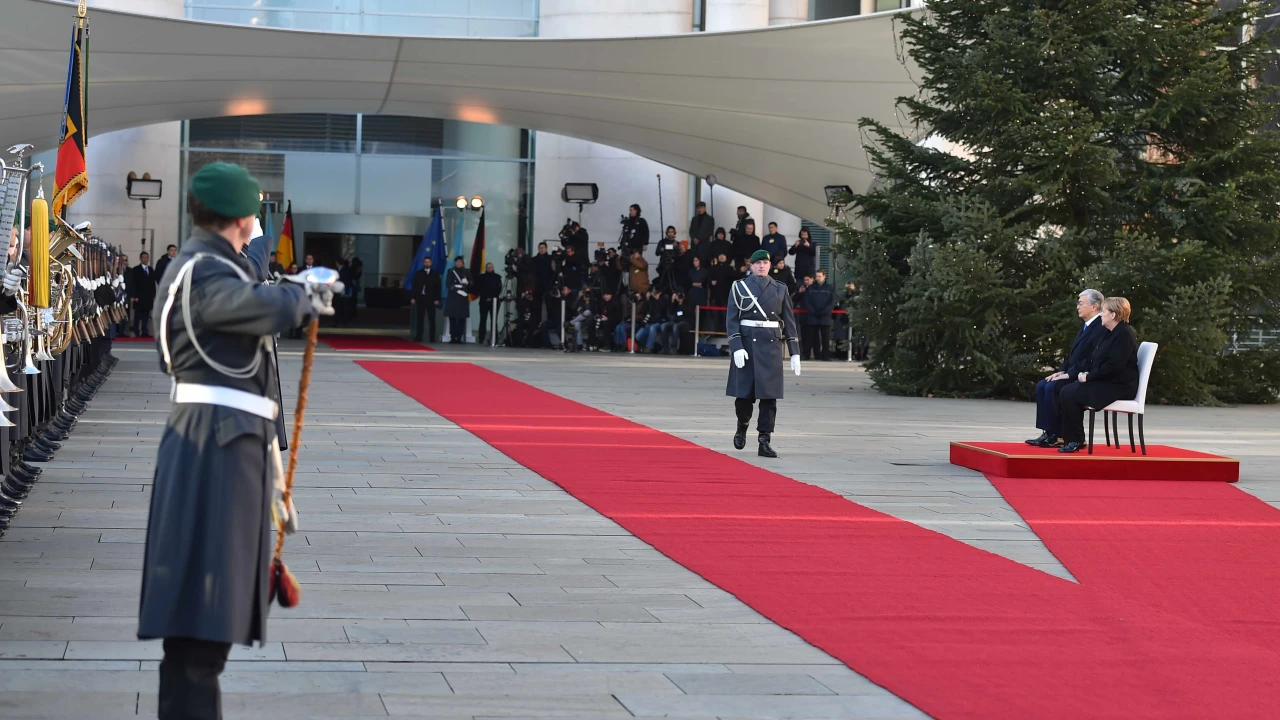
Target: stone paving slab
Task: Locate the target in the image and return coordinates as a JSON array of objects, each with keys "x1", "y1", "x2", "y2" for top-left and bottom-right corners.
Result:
[{"x1": 0, "y1": 344, "x2": 1275, "y2": 718}]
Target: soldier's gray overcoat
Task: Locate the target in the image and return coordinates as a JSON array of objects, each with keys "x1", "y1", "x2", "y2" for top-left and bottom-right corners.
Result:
[
  {"x1": 138, "y1": 227, "x2": 310, "y2": 646},
  {"x1": 726, "y1": 273, "x2": 801, "y2": 400}
]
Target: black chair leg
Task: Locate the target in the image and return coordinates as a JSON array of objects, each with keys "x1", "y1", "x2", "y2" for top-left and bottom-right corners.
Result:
[
  {"x1": 1088, "y1": 410, "x2": 1095, "y2": 454},
  {"x1": 1112, "y1": 411, "x2": 1120, "y2": 449},
  {"x1": 1103, "y1": 411, "x2": 1111, "y2": 447},
  {"x1": 1127, "y1": 413, "x2": 1135, "y2": 453},
  {"x1": 1138, "y1": 414, "x2": 1146, "y2": 455}
]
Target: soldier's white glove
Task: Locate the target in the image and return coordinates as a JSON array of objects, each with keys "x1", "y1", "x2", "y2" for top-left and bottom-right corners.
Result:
[
  {"x1": 733, "y1": 349, "x2": 749, "y2": 369},
  {"x1": 2, "y1": 267, "x2": 25, "y2": 296},
  {"x1": 269, "y1": 438, "x2": 299, "y2": 535},
  {"x1": 305, "y1": 279, "x2": 344, "y2": 317},
  {"x1": 790, "y1": 355, "x2": 802, "y2": 376}
]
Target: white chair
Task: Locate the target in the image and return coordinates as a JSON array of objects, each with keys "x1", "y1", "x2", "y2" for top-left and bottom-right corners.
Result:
[{"x1": 1088, "y1": 341, "x2": 1158, "y2": 455}]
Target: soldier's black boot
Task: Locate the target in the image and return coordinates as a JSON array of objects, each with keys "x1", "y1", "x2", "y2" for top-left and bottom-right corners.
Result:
[
  {"x1": 733, "y1": 424, "x2": 748, "y2": 450},
  {"x1": 757, "y1": 433, "x2": 778, "y2": 459}
]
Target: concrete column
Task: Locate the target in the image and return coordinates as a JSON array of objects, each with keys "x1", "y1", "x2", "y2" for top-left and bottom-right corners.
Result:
[
  {"x1": 704, "y1": 0, "x2": 769, "y2": 31},
  {"x1": 769, "y1": 0, "x2": 809, "y2": 25},
  {"x1": 534, "y1": 1, "x2": 691, "y2": 262}
]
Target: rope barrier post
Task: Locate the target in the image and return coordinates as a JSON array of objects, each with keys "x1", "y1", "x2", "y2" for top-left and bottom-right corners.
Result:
[
  {"x1": 848, "y1": 322, "x2": 854, "y2": 362},
  {"x1": 694, "y1": 304, "x2": 700, "y2": 357},
  {"x1": 492, "y1": 298, "x2": 498, "y2": 348},
  {"x1": 559, "y1": 297, "x2": 566, "y2": 349},
  {"x1": 630, "y1": 302, "x2": 636, "y2": 354}
]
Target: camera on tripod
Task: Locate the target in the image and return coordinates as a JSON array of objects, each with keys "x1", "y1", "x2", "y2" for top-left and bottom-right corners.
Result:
[{"x1": 503, "y1": 248, "x2": 521, "y2": 279}]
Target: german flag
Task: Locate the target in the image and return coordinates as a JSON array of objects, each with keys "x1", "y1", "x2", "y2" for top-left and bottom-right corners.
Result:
[
  {"x1": 468, "y1": 209, "x2": 485, "y2": 300},
  {"x1": 53, "y1": 15, "x2": 88, "y2": 218},
  {"x1": 277, "y1": 200, "x2": 296, "y2": 269}
]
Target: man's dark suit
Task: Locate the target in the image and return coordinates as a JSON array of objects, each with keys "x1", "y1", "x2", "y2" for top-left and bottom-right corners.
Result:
[
  {"x1": 1034, "y1": 316, "x2": 1105, "y2": 436},
  {"x1": 130, "y1": 264, "x2": 157, "y2": 337}
]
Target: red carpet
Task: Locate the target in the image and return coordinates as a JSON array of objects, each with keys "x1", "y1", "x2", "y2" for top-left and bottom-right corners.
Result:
[
  {"x1": 319, "y1": 335, "x2": 434, "y2": 352},
  {"x1": 951, "y1": 441, "x2": 1239, "y2": 482},
  {"x1": 360, "y1": 361, "x2": 1280, "y2": 719}
]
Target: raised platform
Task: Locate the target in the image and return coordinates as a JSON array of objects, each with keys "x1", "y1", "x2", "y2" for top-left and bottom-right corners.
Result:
[{"x1": 950, "y1": 441, "x2": 1239, "y2": 482}]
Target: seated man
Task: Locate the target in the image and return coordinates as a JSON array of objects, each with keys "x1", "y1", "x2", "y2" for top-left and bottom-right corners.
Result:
[{"x1": 1027, "y1": 289, "x2": 1106, "y2": 448}]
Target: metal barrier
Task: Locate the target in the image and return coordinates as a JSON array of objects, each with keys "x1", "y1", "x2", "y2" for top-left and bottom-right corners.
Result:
[{"x1": 694, "y1": 305, "x2": 852, "y2": 361}]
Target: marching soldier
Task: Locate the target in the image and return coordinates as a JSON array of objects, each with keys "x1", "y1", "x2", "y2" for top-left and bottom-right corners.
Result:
[
  {"x1": 138, "y1": 163, "x2": 338, "y2": 719},
  {"x1": 727, "y1": 249, "x2": 801, "y2": 458}
]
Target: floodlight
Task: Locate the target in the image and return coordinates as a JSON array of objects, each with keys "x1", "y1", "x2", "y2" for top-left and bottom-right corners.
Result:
[
  {"x1": 470, "y1": 196, "x2": 484, "y2": 210},
  {"x1": 824, "y1": 185, "x2": 853, "y2": 207},
  {"x1": 456, "y1": 195, "x2": 468, "y2": 210},
  {"x1": 126, "y1": 173, "x2": 163, "y2": 201},
  {"x1": 561, "y1": 183, "x2": 599, "y2": 204}
]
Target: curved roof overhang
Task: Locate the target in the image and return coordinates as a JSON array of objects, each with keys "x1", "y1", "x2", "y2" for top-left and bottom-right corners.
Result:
[{"x1": 0, "y1": 0, "x2": 921, "y2": 221}]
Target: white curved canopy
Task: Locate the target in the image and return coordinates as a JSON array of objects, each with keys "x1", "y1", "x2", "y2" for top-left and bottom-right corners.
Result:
[{"x1": 0, "y1": 0, "x2": 919, "y2": 221}]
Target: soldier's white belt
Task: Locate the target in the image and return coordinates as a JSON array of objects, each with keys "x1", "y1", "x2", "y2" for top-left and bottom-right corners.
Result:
[
  {"x1": 740, "y1": 320, "x2": 780, "y2": 328},
  {"x1": 171, "y1": 383, "x2": 279, "y2": 421}
]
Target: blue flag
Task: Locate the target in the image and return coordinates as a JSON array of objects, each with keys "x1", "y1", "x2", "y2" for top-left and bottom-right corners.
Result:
[{"x1": 406, "y1": 205, "x2": 447, "y2": 294}]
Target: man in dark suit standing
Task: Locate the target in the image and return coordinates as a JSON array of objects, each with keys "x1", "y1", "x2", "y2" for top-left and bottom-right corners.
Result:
[
  {"x1": 154, "y1": 244, "x2": 178, "y2": 281},
  {"x1": 1026, "y1": 289, "x2": 1106, "y2": 448},
  {"x1": 130, "y1": 251, "x2": 157, "y2": 337},
  {"x1": 409, "y1": 256, "x2": 441, "y2": 342}
]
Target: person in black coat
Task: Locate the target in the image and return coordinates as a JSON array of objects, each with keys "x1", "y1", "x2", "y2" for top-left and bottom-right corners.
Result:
[
  {"x1": 532, "y1": 242, "x2": 555, "y2": 322},
  {"x1": 709, "y1": 227, "x2": 733, "y2": 264},
  {"x1": 130, "y1": 252, "x2": 157, "y2": 337},
  {"x1": 689, "y1": 201, "x2": 715, "y2": 246},
  {"x1": 1057, "y1": 297, "x2": 1140, "y2": 453},
  {"x1": 476, "y1": 262, "x2": 503, "y2": 345},
  {"x1": 799, "y1": 269, "x2": 835, "y2": 360},
  {"x1": 624, "y1": 204, "x2": 649, "y2": 254},
  {"x1": 789, "y1": 228, "x2": 817, "y2": 281},
  {"x1": 1027, "y1": 289, "x2": 1106, "y2": 447},
  {"x1": 154, "y1": 244, "x2": 178, "y2": 282},
  {"x1": 409, "y1": 256, "x2": 441, "y2": 342},
  {"x1": 687, "y1": 256, "x2": 709, "y2": 307},
  {"x1": 731, "y1": 220, "x2": 761, "y2": 268}
]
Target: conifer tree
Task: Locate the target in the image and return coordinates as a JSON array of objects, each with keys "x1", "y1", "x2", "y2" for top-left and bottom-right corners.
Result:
[{"x1": 836, "y1": 0, "x2": 1280, "y2": 404}]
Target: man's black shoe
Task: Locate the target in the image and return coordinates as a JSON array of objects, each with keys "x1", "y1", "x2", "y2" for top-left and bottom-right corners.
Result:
[
  {"x1": 1032, "y1": 435, "x2": 1061, "y2": 449},
  {"x1": 758, "y1": 434, "x2": 778, "y2": 459},
  {"x1": 33, "y1": 439, "x2": 60, "y2": 454},
  {"x1": 733, "y1": 425, "x2": 748, "y2": 450},
  {"x1": 8, "y1": 470, "x2": 36, "y2": 487},
  {"x1": 2, "y1": 482, "x2": 30, "y2": 500},
  {"x1": 1059, "y1": 442, "x2": 1085, "y2": 454},
  {"x1": 18, "y1": 462, "x2": 42, "y2": 476},
  {"x1": 1025, "y1": 432, "x2": 1053, "y2": 446},
  {"x1": 22, "y1": 448, "x2": 53, "y2": 463}
]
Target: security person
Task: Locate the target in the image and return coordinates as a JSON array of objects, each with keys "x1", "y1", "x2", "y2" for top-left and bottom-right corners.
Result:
[
  {"x1": 139, "y1": 162, "x2": 339, "y2": 720},
  {"x1": 727, "y1": 249, "x2": 801, "y2": 458}
]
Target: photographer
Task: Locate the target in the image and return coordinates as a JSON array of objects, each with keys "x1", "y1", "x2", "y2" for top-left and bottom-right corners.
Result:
[
  {"x1": 561, "y1": 220, "x2": 589, "y2": 258},
  {"x1": 594, "y1": 290, "x2": 622, "y2": 350},
  {"x1": 789, "y1": 228, "x2": 817, "y2": 280},
  {"x1": 512, "y1": 287, "x2": 539, "y2": 347},
  {"x1": 626, "y1": 250, "x2": 650, "y2": 295},
  {"x1": 622, "y1": 204, "x2": 649, "y2": 254},
  {"x1": 476, "y1": 261, "x2": 503, "y2": 345},
  {"x1": 601, "y1": 248, "x2": 622, "y2": 291},
  {"x1": 567, "y1": 287, "x2": 594, "y2": 352},
  {"x1": 660, "y1": 290, "x2": 693, "y2": 356},
  {"x1": 732, "y1": 206, "x2": 753, "y2": 240},
  {"x1": 559, "y1": 244, "x2": 585, "y2": 290},
  {"x1": 509, "y1": 246, "x2": 535, "y2": 296},
  {"x1": 657, "y1": 226, "x2": 680, "y2": 256},
  {"x1": 539, "y1": 285, "x2": 573, "y2": 348},
  {"x1": 689, "y1": 200, "x2": 715, "y2": 245},
  {"x1": 636, "y1": 288, "x2": 670, "y2": 353}
]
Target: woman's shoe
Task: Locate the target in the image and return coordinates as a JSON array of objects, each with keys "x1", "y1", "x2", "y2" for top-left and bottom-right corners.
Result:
[{"x1": 1059, "y1": 442, "x2": 1085, "y2": 454}]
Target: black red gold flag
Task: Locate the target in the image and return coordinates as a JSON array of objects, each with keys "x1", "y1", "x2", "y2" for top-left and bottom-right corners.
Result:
[{"x1": 53, "y1": 16, "x2": 89, "y2": 218}]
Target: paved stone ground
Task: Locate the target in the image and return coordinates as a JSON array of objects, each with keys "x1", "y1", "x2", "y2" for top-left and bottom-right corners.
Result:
[{"x1": 0, "y1": 342, "x2": 1276, "y2": 719}]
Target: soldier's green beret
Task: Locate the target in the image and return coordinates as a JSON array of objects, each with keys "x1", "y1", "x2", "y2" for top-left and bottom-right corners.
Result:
[
  {"x1": 189, "y1": 162, "x2": 261, "y2": 218},
  {"x1": 749, "y1": 249, "x2": 770, "y2": 263}
]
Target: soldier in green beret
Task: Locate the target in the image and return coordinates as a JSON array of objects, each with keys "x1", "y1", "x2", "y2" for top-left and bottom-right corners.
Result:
[
  {"x1": 138, "y1": 162, "x2": 340, "y2": 719},
  {"x1": 727, "y1": 248, "x2": 802, "y2": 458}
]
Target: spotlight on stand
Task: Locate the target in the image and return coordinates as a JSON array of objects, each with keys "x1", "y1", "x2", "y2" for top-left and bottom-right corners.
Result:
[
  {"x1": 824, "y1": 184, "x2": 853, "y2": 222},
  {"x1": 469, "y1": 196, "x2": 484, "y2": 211},
  {"x1": 455, "y1": 195, "x2": 468, "y2": 210},
  {"x1": 126, "y1": 172, "x2": 163, "y2": 255},
  {"x1": 561, "y1": 183, "x2": 598, "y2": 223}
]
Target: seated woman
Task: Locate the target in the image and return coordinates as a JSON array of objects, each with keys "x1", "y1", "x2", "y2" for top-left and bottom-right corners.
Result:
[{"x1": 1056, "y1": 297, "x2": 1139, "y2": 453}]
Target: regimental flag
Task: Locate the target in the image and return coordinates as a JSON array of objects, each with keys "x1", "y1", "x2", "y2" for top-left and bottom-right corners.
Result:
[
  {"x1": 277, "y1": 200, "x2": 296, "y2": 269},
  {"x1": 53, "y1": 15, "x2": 89, "y2": 218},
  {"x1": 468, "y1": 209, "x2": 485, "y2": 301}
]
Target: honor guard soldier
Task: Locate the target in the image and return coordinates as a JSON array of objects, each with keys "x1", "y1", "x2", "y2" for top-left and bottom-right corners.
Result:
[
  {"x1": 138, "y1": 163, "x2": 340, "y2": 719},
  {"x1": 727, "y1": 248, "x2": 802, "y2": 458}
]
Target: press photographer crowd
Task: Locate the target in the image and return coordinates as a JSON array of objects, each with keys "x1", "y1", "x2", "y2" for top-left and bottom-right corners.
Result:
[{"x1": 408, "y1": 201, "x2": 870, "y2": 360}]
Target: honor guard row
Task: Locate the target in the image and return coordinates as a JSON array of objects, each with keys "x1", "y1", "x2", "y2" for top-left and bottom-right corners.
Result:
[{"x1": 0, "y1": 142, "x2": 130, "y2": 536}]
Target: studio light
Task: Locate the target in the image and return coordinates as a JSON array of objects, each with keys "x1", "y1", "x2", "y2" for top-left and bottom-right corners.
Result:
[
  {"x1": 561, "y1": 183, "x2": 598, "y2": 204},
  {"x1": 824, "y1": 185, "x2": 853, "y2": 208},
  {"x1": 470, "y1": 196, "x2": 484, "y2": 210},
  {"x1": 456, "y1": 195, "x2": 468, "y2": 210},
  {"x1": 126, "y1": 172, "x2": 163, "y2": 201}
]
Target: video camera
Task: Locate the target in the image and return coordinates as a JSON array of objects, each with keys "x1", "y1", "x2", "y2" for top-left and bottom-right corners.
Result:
[{"x1": 503, "y1": 248, "x2": 521, "y2": 279}]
